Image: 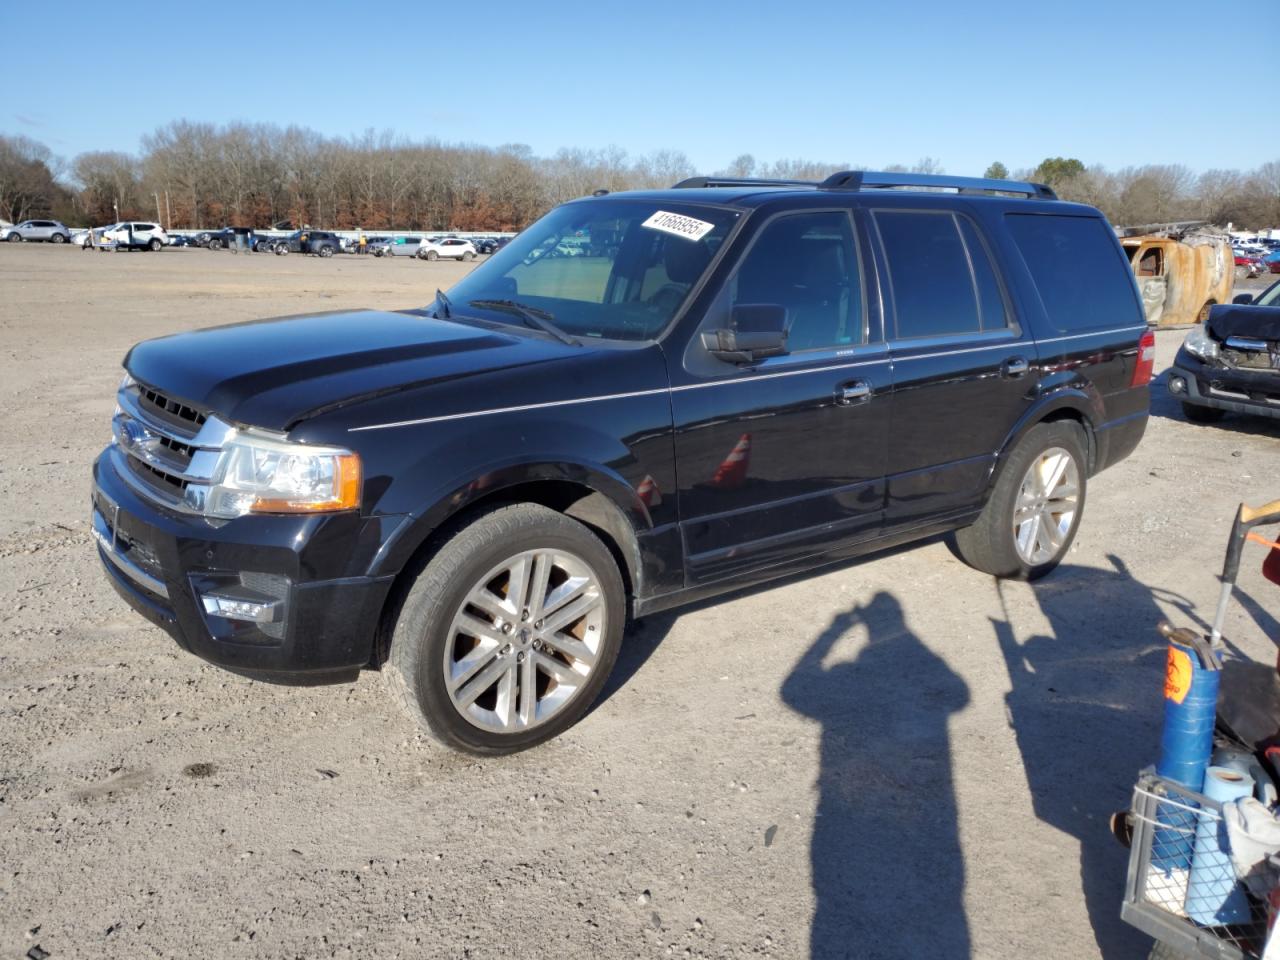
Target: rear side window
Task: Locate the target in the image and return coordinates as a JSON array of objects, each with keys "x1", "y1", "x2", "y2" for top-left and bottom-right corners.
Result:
[
  {"x1": 875, "y1": 210, "x2": 1007, "y2": 339},
  {"x1": 1005, "y1": 213, "x2": 1142, "y2": 332}
]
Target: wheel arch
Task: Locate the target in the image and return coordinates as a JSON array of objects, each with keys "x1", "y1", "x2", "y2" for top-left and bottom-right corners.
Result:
[
  {"x1": 992, "y1": 391, "x2": 1099, "y2": 491},
  {"x1": 369, "y1": 467, "x2": 647, "y2": 664}
]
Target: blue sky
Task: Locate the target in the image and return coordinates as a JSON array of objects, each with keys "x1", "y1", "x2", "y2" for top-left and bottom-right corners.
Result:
[{"x1": 5, "y1": 0, "x2": 1271, "y2": 176}]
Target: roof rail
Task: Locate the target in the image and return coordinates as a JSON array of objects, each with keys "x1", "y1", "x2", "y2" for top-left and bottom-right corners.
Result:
[
  {"x1": 672, "y1": 176, "x2": 818, "y2": 189},
  {"x1": 819, "y1": 170, "x2": 1057, "y2": 200}
]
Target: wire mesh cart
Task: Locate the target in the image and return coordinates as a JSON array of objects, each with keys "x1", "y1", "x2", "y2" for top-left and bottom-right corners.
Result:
[{"x1": 1123, "y1": 769, "x2": 1271, "y2": 959}]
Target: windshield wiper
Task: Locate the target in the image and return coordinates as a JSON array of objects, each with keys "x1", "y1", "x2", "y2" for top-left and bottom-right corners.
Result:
[
  {"x1": 468, "y1": 299, "x2": 579, "y2": 346},
  {"x1": 435, "y1": 288, "x2": 453, "y2": 319}
]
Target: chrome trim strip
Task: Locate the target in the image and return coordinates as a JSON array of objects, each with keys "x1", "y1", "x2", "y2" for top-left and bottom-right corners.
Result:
[
  {"x1": 92, "y1": 522, "x2": 170, "y2": 598},
  {"x1": 1225, "y1": 336, "x2": 1269, "y2": 352},
  {"x1": 1035, "y1": 325, "x2": 1148, "y2": 345}
]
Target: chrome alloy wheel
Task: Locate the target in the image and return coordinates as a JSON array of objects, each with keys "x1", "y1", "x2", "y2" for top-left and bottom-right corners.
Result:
[
  {"x1": 1012, "y1": 447, "x2": 1080, "y2": 566},
  {"x1": 443, "y1": 549, "x2": 605, "y2": 732}
]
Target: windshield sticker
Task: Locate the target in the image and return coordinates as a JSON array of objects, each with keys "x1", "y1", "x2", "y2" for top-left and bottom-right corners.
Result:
[{"x1": 641, "y1": 210, "x2": 715, "y2": 242}]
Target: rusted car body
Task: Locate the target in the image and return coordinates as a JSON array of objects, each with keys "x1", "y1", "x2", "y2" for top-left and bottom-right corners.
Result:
[{"x1": 1119, "y1": 223, "x2": 1233, "y2": 327}]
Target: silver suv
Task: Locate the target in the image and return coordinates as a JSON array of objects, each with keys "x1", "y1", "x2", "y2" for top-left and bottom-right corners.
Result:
[{"x1": 4, "y1": 219, "x2": 71, "y2": 243}]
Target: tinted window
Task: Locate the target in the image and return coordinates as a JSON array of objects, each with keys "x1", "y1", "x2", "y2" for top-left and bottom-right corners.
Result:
[
  {"x1": 957, "y1": 217, "x2": 1009, "y2": 331},
  {"x1": 722, "y1": 211, "x2": 862, "y2": 351},
  {"x1": 876, "y1": 211, "x2": 984, "y2": 339},
  {"x1": 1005, "y1": 213, "x2": 1142, "y2": 332}
]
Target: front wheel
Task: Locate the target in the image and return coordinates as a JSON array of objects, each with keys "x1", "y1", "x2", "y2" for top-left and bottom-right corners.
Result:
[
  {"x1": 6, "y1": 232, "x2": 19, "y2": 242},
  {"x1": 385, "y1": 503, "x2": 625, "y2": 754},
  {"x1": 953, "y1": 421, "x2": 1087, "y2": 580},
  {"x1": 425, "y1": 249, "x2": 438, "y2": 261},
  {"x1": 50, "y1": 233, "x2": 66, "y2": 244}
]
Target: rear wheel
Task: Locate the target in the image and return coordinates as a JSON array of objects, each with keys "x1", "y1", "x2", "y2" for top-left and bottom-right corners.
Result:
[
  {"x1": 385, "y1": 503, "x2": 625, "y2": 754},
  {"x1": 148, "y1": 238, "x2": 162, "y2": 251},
  {"x1": 318, "y1": 245, "x2": 334, "y2": 258},
  {"x1": 462, "y1": 251, "x2": 475, "y2": 261},
  {"x1": 1182, "y1": 401, "x2": 1226, "y2": 423},
  {"x1": 953, "y1": 422, "x2": 1087, "y2": 580}
]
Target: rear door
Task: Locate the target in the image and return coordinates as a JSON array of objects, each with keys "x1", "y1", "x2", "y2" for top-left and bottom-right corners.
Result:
[{"x1": 872, "y1": 206, "x2": 1040, "y2": 526}]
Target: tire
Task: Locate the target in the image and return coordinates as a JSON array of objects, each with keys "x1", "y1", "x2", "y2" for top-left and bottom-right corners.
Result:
[
  {"x1": 6, "y1": 232, "x2": 19, "y2": 242},
  {"x1": 385, "y1": 503, "x2": 625, "y2": 755},
  {"x1": 1182, "y1": 401, "x2": 1226, "y2": 423},
  {"x1": 952, "y1": 421, "x2": 1087, "y2": 580},
  {"x1": 50, "y1": 233, "x2": 66, "y2": 244},
  {"x1": 318, "y1": 245, "x2": 334, "y2": 258},
  {"x1": 148, "y1": 238, "x2": 162, "y2": 251},
  {"x1": 425, "y1": 249, "x2": 438, "y2": 261},
  {"x1": 210, "y1": 238, "x2": 222, "y2": 250},
  {"x1": 462, "y1": 251, "x2": 475, "y2": 261},
  {"x1": 274, "y1": 245, "x2": 288, "y2": 256}
]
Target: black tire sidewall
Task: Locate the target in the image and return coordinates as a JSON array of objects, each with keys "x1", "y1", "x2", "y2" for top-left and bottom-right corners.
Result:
[{"x1": 393, "y1": 506, "x2": 625, "y2": 754}]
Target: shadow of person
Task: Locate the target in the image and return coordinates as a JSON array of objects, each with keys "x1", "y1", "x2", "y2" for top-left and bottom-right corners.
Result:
[
  {"x1": 995, "y1": 555, "x2": 1202, "y2": 959},
  {"x1": 781, "y1": 591, "x2": 971, "y2": 960}
]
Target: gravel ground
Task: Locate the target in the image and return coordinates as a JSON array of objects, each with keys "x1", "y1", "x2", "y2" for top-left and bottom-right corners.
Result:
[{"x1": 0, "y1": 245, "x2": 1277, "y2": 960}]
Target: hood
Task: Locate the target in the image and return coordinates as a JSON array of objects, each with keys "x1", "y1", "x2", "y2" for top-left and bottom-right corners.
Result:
[
  {"x1": 124, "y1": 309, "x2": 577, "y2": 431},
  {"x1": 1207, "y1": 304, "x2": 1280, "y2": 342}
]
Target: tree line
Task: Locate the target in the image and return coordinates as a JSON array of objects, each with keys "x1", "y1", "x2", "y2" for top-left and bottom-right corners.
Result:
[{"x1": 1, "y1": 121, "x2": 1277, "y2": 232}]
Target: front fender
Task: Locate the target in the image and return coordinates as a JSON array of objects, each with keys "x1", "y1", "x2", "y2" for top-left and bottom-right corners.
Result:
[{"x1": 367, "y1": 456, "x2": 652, "y2": 580}]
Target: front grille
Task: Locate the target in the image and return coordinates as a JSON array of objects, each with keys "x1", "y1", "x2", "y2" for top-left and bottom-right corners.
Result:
[
  {"x1": 1221, "y1": 346, "x2": 1279, "y2": 370},
  {"x1": 138, "y1": 385, "x2": 208, "y2": 433},
  {"x1": 115, "y1": 379, "x2": 222, "y2": 511}
]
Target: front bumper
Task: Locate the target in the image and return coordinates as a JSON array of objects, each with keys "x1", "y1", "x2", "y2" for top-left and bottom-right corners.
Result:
[
  {"x1": 1169, "y1": 349, "x2": 1280, "y2": 420},
  {"x1": 92, "y1": 446, "x2": 404, "y2": 683}
]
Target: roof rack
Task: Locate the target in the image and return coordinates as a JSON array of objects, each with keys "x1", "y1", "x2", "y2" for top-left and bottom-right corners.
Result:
[
  {"x1": 671, "y1": 170, "x2": 1057, "y2": 200},
  {"x1": 671, "y1": 176, "x2": 818, "y2": 189},
  {"x1": 820, "y1": 170, "x2": 1057, "y2": 200}
]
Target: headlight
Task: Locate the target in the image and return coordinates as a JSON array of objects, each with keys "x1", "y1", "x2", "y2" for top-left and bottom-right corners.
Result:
[
  {"x1": 205, "y1": 429, "x2": 361, "y2": 519},
  {"x1": 1182, "y1": 325, "x2": 1219, "y2": 361}
]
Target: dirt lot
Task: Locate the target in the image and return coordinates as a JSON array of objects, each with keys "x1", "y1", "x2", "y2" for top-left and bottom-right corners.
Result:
[{"x1": 1, "y1": 245, "x2": 1277, "y2": 960}]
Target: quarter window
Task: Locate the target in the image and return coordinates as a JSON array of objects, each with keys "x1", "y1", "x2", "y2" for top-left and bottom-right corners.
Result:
[
  {"x1": 876, "y1": 210, "x2": 1005, "y2": 339},
  {"x1": 722, "y1": 211, "x2": 863, "y2": 352}
]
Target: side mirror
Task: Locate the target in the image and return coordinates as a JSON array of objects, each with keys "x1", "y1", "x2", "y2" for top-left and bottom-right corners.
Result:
[
  {"x1": 1233, "y1": 294, "x2": 1254, "y2": 305},
  {"x1": 701, "y1": 304, "x2": 788, "y2": 364}
]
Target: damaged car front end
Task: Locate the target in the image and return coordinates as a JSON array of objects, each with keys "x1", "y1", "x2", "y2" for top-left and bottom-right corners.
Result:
[{"x1": 1169, "y1": 281, "x2": 1280, "y2": 422}]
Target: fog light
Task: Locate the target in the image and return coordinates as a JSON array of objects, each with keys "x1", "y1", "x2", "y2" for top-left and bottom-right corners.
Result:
[
  {"x1": 200, "y1": 591, "x2": 283, "y2": 623},
  {"x1": 1170, "y1": 376, "x2": 1187, "y2": 394}
]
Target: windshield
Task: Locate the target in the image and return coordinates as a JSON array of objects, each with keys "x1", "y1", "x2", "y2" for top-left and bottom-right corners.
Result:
[
  {"x1": 445, "y1": 198, "x2": 739, "y2": 341},
  {"x1": 1256, "y1": 278, "x2": 1280, "y2": 307}
]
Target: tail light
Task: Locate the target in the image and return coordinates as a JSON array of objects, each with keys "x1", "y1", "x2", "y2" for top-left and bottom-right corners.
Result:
[{"x1": 1131, "y1": 330, "x2": 1156, "y2": 387}]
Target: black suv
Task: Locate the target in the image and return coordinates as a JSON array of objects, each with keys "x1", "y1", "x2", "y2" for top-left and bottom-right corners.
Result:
[
  {"x1": 92, "y1": 171, "x2": 1151, "y2": 753},
  {"x1": 273, "y1": 230, "x2": 341, "y2": 257}
]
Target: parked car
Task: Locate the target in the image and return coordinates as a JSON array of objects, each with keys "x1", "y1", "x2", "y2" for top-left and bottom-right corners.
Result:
[
  {"x1": 1234, "y1": 251, "x2": 1265, "y2": 279},
  {"x1": 167, "y1": 234, "x2": 194, "y2": 248},
  {"x1": 101, "y1": 222, "x2": 169, "y2": 251},
  {"x1": 376, "y1": 237, "x2": 423, "y2": 257},
  {"x1": 273, "y1": 230, "x2": 342, "y2": 257},
  {"x1": 93, "y1": 170, "x2": 1151, "y2": 754},
  {"x1": 418, "y1": 237, "x2": 477, "y2": 261},
  {"x1": 4, "y1": 219, "x2": 71, "y2": 243},
  {"x1": 471, "y1": 237, "x2": 499, "y2": 255},
  {"x1": 1169, "y1": 276, "x2": 1280, "y2": 422}
]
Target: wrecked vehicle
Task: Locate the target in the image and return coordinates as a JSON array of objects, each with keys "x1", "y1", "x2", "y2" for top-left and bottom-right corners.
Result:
[
  {"x1": 1169, "y1": 277, "x2": 1280, "y2": 422},
  {"x1": 1120, "y1": 222, "x2": 1233, "y2": 328}
]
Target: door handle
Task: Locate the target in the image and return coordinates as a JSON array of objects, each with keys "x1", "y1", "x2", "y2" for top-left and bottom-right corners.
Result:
[
  {"x1": 837, "y1": 380, "x2": 872, "y2": 404},
  {"x1": 1002, "y1": 356, "x2": 1030, "y2": 378}
]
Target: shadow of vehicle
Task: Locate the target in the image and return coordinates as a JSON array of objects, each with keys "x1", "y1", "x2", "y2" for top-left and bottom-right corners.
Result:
[
  {"x1": 780, "y1": 591, "x2": 971, "y2": 959},
  {"x1": 993, "y1": 555, "x2": 1206, "y2": 959}
]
